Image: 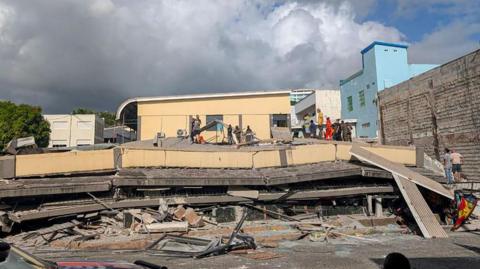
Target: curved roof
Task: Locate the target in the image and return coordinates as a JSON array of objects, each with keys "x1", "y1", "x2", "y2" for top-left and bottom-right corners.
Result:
[{"x1": 115, "y1": 90, "x2": 291, "y2": 120}]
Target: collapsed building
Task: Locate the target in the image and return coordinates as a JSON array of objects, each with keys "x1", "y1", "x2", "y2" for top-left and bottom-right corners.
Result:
[{"x1": 0, "y1": 138, "x2": 458, "y2": 242}]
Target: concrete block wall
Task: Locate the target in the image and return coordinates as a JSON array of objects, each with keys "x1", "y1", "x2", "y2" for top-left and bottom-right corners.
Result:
[{"x1": 379, "y1": 49, "x2": 480, "y2": 181}]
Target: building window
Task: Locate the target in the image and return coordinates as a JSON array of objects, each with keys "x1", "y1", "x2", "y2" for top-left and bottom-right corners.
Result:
[
  {"x1": 52, "y1": 121, "x2": 68, "y2": 129},
  {"x1": 366, "y1": 84, "x2": 370, "y2": 89},
  {"x1": 362, "y1": 122, "x2": 370, "y2": 128},
  {"x1": 359, "y1": 90, "x2": 366, "y2": 107},
  {"x1": 271, "y1": 114, "x2": 288, "y2": 127},
  {"x1": 347, "y1": 96, "x2": 353, "y2": 112},
  {"x1": 77, "y1": 121, "x2": 93, "y2": 129},
  {"x1": 206, "y1": 115, "x2": 224, "y2": 131},
  {"x1": 52, "y1": 140, "x2": 68, "y2": 147}
]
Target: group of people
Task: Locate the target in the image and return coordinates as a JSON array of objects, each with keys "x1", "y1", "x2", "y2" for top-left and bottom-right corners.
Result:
[
  {"x1": 301, "y1": 109, "x2": 352, "y2": 141},
  {"x1": 191, "y1": 115, "x2": 254, "y2": 145},
  {"x1": 443, "y1": 148, "x2": 464, "y2": 184},
  {"x1": 227, "y1": 124, "x2": 254, "y2": 144}
]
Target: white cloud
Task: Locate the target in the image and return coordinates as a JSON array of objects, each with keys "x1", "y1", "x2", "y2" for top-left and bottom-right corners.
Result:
[
  {"x1": 409, "y1": 21, "x2": 480, "y2": 64},
  {"x1": 89, "y1": 0, "x2": 115, "y2": 16},
  {"x1": 0, "y1": 0, "x2": 405, "y2": 112}
]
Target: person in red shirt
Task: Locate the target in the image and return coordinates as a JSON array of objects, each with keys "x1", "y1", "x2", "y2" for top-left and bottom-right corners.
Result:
[{"x1": 325, "y1": 117, "x2": 333, "y2": 140}]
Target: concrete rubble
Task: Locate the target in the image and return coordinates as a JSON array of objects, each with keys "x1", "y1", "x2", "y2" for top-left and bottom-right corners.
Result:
[{"x1": 0, "y1": 139, "x2": 478, "y2": 262}]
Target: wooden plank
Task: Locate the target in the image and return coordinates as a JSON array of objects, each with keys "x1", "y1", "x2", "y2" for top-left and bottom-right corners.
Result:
[
  {"x1": 392, "y1": 174, "x2": 448, "y2": 238},
  {"x1": 350, "y1": 144, "x2": 453, "y2": 199}
]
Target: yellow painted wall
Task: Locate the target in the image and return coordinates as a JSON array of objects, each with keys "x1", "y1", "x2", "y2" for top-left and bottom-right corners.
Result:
[
  {"x1": 253, "y1": 150, "x2": 284, "y2": 168},
  {"x1": 333, "y1": 143, "x2": 415, "y2": 164},
  {"x1": 16, "y1": 149, "x2": 114, "y2": 177},
  {"x1": 137, "y1": 93, "x2": 290, "y2": 140},
  {"x1": 362, "y1": 146, "x2": 416, "y2": 166},
  {"x1": 290, "y1": 144, "x2": 336, "y2": 165},
  {"x1": 122, "y1": 149, "x2": 166, "y2": 168},
  {"x1": 336, "y1": 144, "x2": 352, "y2": 160},
  {"x1": 165, "y1": 150, "x2": 253, "y2": 168}
]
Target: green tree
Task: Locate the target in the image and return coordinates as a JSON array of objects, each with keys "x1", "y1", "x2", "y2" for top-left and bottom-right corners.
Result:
[
  {"x1": 0, "y1": 101, "x2": 51, "y2": 149},
  {"x1": 72, "y1": 108, "x2": 117, "y2": 127}
]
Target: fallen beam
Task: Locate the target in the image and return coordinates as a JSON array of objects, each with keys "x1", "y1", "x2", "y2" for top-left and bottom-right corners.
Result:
[
  {"x1": 392, "y1": 174, "x2": 448, "y2": 238},
  {"x1": 257, "y1": 186, "x2": 395, "y2": 201},
  {"x1": 350, "y1": 144, "x2": 453, "y2": 199},
  {"x1": 0, "y1": 181, "x2": 111, "y2": 197}
]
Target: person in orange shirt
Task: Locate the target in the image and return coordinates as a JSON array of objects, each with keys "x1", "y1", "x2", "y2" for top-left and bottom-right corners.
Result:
[{"x1": 325, "y1": 117, "x2": 333, "y2": 140}]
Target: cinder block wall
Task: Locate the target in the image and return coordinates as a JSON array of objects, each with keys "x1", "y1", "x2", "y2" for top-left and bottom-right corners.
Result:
[{"x1": 379, "y1": 49, "x2": 480, "y2": 181}]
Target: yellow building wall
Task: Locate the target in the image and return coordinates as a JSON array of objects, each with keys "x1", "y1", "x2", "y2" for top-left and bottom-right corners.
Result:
[
  {"x1": 362, "y1": 146, "x2": 416, "y2": 166},
  {"x1": 333, "y1": 143, "x2": 416, "y2": 165},
  {"x1": 165, "y1": 150, "x2": 253, "y2": 168},
  {"x1": 16, "y1": 149, "x2": 114, "y2": 177},
  {"x1": 241, "y1": 114, "x2": 271, "y2": 140},
  {"x1": 290, "y1": 144, "x2": 336, "y2": 165},
  {"x1": 253, "y1": 150, "x2": 284, "y2": 168},
  {"x1": 336, "y1": 144, "x2": 352, "y2": 160},
  {"x1": 137, "y1": 94, "x2": 290, "y2": 140},
  {"x1": 122, "y1": 149, "x2": 166, "y2": 168}
]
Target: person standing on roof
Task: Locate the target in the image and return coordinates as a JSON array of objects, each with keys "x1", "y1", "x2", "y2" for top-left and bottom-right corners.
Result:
[
  {"x1": 340, "y1": 120, "x2": 347, "y2": 141},
  {"x1": 192, "y1": 115, "x2": 202, "y2": 143},
  {"x1": 227, "y1": 124, "x2": 233, "y2": 145},
  {"x1": 451, "y1": 149, "x2": 464, "y2": 182},
  {"x1": 345, "y1": 123, "x2": 352, "y2": 142},
  {"x1": 317, "y1": 109, "x2": 324, "y2": 139},
  {"x1": 325, "y1": 117, "x2": 333, "y2": 140},
  {"x1": 333, "y1": 119, "x2": 342, "y2": 141},
  {"x1": 245, "y1": 125, "x2": 254, "y2": 142},
  {"x1": 309, "y1": 120, "x2": 317, "y2": 139},
  {"x1": 190, "y1": 117, "x2": 196, "y2": 143},
  {"x1": 233, "y1": 125, "x2": 242, "y2": 143},
  {"x1": 303, "y1": 113, "x2": 311, "y2": 138},
  {"x1": 443, "y1": 148, "x2": 454, "y2": 184}
]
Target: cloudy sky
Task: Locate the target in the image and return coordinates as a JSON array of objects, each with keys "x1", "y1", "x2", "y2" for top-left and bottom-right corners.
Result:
[{"x1": 0, "y1": 0, "x2": 478, "y2": 113}]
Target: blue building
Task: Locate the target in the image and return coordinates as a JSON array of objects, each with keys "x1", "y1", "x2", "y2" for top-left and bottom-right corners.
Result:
[{"x1": 340, "y1": 41, "x2": 437, "y2": 138}]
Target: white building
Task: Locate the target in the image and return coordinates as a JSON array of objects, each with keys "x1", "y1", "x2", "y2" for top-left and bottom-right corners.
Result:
[
  {"x1": 103, "y1": 126, "x2": 136, "y2": 144},
  {"x1": 44, "y1": 114, "x2": 104, "y2": 147},
  {"x1": 291, "y1": 89, "x2": 341, "y2": 126},
  {"x1": 290, "y1": 89, "x2": 314, "y2": 105}
]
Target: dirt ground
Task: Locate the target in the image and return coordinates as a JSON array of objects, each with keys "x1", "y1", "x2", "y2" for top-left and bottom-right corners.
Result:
[{"x1": 33, "y1": 231, "x2": 480, "y2": 269}]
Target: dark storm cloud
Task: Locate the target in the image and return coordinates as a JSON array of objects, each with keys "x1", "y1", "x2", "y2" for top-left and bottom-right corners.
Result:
[{"x1": 0, "y1": 0, "x2": 473, "y2": 114}]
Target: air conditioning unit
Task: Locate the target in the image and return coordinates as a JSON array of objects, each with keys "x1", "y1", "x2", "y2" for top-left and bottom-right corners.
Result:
[
  {"x1": 153, "y1": 132, "x2": 165, "y2": 147},
  {"x1": 177, "y1": 129, "x2": 188, "y2": 138}
]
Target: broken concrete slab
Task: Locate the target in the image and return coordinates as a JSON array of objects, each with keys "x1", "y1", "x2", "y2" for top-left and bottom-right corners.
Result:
[
  {"x1": 145, "y1": 221, "x2": 188, "y2": 233},
  {"x1": 350, "y1": 144, "x2": 453, "y2": 199},
  {"x1": 393, "y1": 174, "x2": 448, "y2": 238},
  {"x1": 184, "y1": 208, "x2": 204, "y2": 228},
  {"x1": 227, "y1": 186, "x2": 259, "y2": 199}
]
